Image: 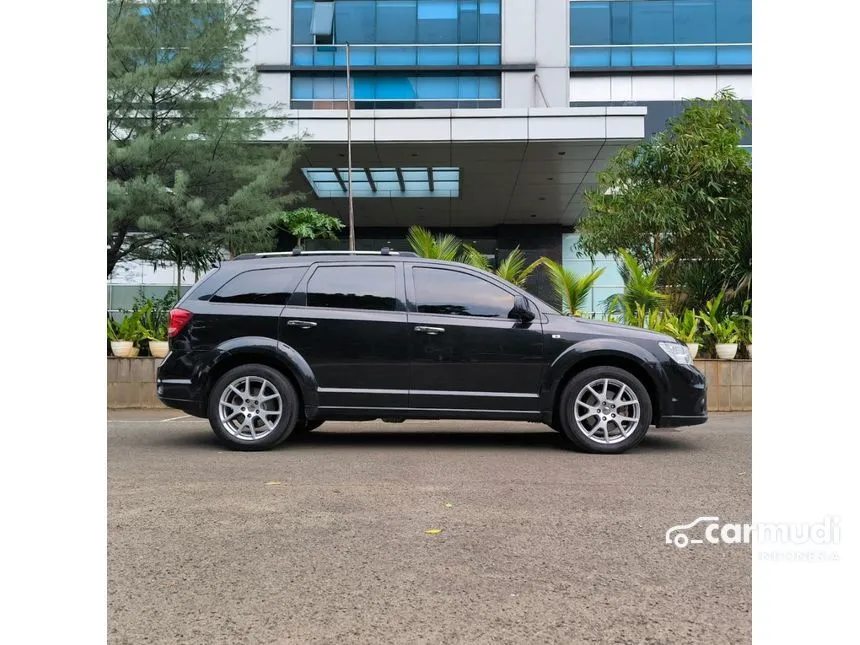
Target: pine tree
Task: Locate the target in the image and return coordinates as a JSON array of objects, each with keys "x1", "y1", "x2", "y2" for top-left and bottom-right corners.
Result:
[{"x1": 107, "y1": 0, "x2": 304, "y2": 277}]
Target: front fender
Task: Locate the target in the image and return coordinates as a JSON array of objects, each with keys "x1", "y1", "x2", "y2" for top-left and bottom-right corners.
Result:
[
  {"x1": 539, "y1": 338, "x2": 669, "y2": 416},
  {"x1": 197, "y1": 336, "x2": 320, "y2": 414}
]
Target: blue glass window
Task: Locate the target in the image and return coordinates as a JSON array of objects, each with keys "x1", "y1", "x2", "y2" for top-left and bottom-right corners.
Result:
[
  {"x1": 417, "y1": 1, "x2": 458, "y2": 44},
  {"x1": 310, "y1": 1, "x2": 335, "y2": 37},
  {"x1": 716, "y1": 0, "x2": 752, "y2": 42},
  {"x1": 334, "y1": 1, "x2": 375, "y2": 43},
  {"x1": 459, "y1": 0, "x2": 479, "y2": 43},
  {"x1": 291, "y1": 73, "x2": 500, "y2": 106},
  {"x1": 478, "y1": 0, "x2": 501, "y2": 42},
  {"x1": 569, "y1": 0, "x2": 751, "y2": 69},
  {"x1": 571, "y1": 3, "x2": 610, "y2": 46},
  {"x1": 292, "y1": 0, "x2": 501, "y2": 68},
  {"x1": 377, "y1": 1, "x2": 417, "y2": 43},
  {"x1": 293, "y1": 0, "x2": 314, "y2": 45}
]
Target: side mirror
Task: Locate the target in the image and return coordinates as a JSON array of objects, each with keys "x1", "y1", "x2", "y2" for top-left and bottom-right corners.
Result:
[{"x1": 510, "y1": 295, "x2": 535, "y2": 322}]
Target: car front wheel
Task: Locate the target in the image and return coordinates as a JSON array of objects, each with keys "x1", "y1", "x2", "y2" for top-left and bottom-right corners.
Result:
[
  {"x1": 558, "y1": 366, "x2": 652, "y2": 454},
  {"x1": 207, "y1": 364, "x2": 299, "y2": 450}
]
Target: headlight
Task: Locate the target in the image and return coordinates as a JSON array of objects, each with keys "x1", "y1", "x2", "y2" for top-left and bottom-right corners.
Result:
[{"x1": 659, "y1": 341, "x2": 693, "y2": 365}]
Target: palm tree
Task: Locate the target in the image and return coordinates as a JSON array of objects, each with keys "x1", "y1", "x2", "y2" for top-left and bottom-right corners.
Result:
[
  {"x1": 459, "y1": 244, "x2": 491, "y2": 271},
  {"x1": 407, "y1": 225, "x2": 461, "y2": 261},
  {"x1": 539, "y1": 258, "x2": 604, "y2": 315},
  {"x1": 461, "y1": 245, "x2": 542, "y2": 288},
  {"x1": 605, "y1": 248, "x2": 670, "y2": 324},
  {"x1": 494, "y1": 247, "x2": 543, "y2": 288}
]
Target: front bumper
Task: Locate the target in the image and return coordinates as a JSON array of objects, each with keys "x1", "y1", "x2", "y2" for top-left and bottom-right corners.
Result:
[
  {"x1": 656, "y1": 362, "x2": 708, "y2": 427},
  {"x1": 657, "y1": 413, "x2": 708, "y2": 428}
]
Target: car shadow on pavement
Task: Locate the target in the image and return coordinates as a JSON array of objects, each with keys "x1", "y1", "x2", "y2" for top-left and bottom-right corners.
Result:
[
  {"x1": 292, "y1": 430, "x2": 564, "y2": 450},
  {"x1": 153, "y1": 425, "x2": 697, "y2": 453},
  {"x1": 289, "y1": 429, "x2": 697, "y2": 453}
]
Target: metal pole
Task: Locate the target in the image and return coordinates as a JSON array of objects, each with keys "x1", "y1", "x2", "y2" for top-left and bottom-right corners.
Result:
[{"x1": 346, "y1": 42, "x2": 355, "y2": 252}]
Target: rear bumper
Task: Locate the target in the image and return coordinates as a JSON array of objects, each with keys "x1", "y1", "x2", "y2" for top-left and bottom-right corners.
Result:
[{"x1": 156, "y1": 353, "x2": 205, "y2": 416}]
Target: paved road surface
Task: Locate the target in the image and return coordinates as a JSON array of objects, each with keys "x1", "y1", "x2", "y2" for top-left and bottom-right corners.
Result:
[{"x1": 108, "y1": 412, "x2": 751, "y2": 644}]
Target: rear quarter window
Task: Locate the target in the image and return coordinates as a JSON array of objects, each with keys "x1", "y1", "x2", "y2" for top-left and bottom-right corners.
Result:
[{"x1": 210, "y1": 267, "x2": 307, "y2": 306}]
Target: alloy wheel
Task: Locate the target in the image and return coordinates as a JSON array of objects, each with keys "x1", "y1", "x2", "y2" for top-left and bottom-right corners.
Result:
[
  {"x1": 218, "y1": 376, "x2": 283, "y2": 441},
  {"x1": 572, "y1": 377, "x2": 641, "y2": 445}
]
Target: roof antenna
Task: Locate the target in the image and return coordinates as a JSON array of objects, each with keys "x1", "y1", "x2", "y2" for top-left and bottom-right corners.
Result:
[
  {"x1": 381, "y1": 247, "x2": 390, "y2": 255},
  {"x1": 291, "y1": 246, "x2": 302, "y2": 256}
]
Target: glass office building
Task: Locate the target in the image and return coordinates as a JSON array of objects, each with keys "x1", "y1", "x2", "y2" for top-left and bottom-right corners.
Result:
[{"x1": 109, "y1": 0, "x2": 752, "y2": 313}]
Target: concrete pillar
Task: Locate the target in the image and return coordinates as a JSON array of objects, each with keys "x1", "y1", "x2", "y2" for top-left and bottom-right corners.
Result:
[
  {"x1": 501, "y1": 0, "x2": 570, "y2": 108},
  {"x1": 255, "y1": 0, "x2": 291, "y2": 65}
]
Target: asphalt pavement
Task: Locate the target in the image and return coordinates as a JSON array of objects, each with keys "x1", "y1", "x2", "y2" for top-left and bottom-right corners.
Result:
[{"x1": 108, "y1": 412, "x2": 751, "y2": 645}]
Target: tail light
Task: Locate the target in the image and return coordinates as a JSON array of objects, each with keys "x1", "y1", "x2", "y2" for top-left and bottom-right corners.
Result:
[{"x1": 168, "y1": 308, "x2": 193, "y2": 338}]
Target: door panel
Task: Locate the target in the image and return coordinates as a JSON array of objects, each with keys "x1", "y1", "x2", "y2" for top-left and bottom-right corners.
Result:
[
  {"x1": 280, "y1": 263, "x2": 409, "y2": 410},
  {"x1": 407, "y1": 265, "x2": 544, "y2": 413}
]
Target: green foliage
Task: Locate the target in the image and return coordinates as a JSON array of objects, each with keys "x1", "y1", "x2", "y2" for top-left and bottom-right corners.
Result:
[
  {"x1": 460, "y1": 244, "x2": 541, "y2": 288},
  {"x1": 107, "y1": 316, "x2": 120, "y2": 342},
  {"x1": 108, "y1": 309, "x2": 147, "y2": 343},
  {"x1": 459, "y1": 244, "x2": 492, "y2": 271},
  {"x1": 131, "y1": 293, "x2": 174, "y2": 342},
  {"x1": 605, "y1": 249, "x2": 670, "y2": 323},
  {"x1": 735, "y1": 299, "x2": 752, "y2": 344},
  {"x1": 107, "y1": 0, "x2": 304, "y2": 276},
  {"x1": 491, "y1": 248, "x2": 542, "y2": 288},
  {"x1": 578, "y1": 89, "x2": 752, "y2": 307},
  {"x1": 539, "y1": 258, "x2": 604, "y2": 315},
  {"x1": 672, "y1": 259, "x2": 727, "y2": 313},
  {"x1": 276, "y1": 208, "x2": 344, "y2": 247},
  {"x1": 698, "y1": 292, "x2": 740, "y2": 344},
  {"x1": 718, "y1": 212, "x2": 752, "y2": 304},
  {"x1": 407, "y1": 226, "x2": 461, "y2": 261},
  {"x1": 665, "y1": 309, "x2": 701, "y2": 343}
]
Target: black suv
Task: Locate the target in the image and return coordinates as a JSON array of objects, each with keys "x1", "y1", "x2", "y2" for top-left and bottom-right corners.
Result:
[{"x1": 157, "y1": 250, "x2": 707, "y2": 453}]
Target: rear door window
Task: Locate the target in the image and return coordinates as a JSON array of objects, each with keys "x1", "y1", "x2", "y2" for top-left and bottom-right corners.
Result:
[{"x1": 306, "y1": 265, "x2": 397, "y2": 312}]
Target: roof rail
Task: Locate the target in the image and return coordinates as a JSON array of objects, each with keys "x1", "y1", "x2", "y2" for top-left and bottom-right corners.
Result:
[{"x1": 234, "y1": 248, "x2": 419, "y2": 260}]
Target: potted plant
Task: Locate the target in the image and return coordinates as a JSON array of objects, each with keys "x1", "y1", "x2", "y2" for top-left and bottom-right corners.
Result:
[
  {"x1": 666, "y1": 309, "x2": 701, "y2": 358},
  {"x1": 107, "y1": 314, "x2": 142, "y2": 358},
  {"x1": 705, "y1": 319, "x2": 739, "y2": 359},
  {"x1": 107, "y1": 317, "x2": 133, "y2": 358},
  {"x1": 736, "y1": 300, "x2": 752, "y2": 358},
  {"x1": 698, "y1": 294, "x2": 739, "y2": 359},
  {"x1": 147, "y1": 322, "x2": 170, "y2": 358},
  {"x1": 135, "y1": 300, "x2": 170, "y2": 358}
]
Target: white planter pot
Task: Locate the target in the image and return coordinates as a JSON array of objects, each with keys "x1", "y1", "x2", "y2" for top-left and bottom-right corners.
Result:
[
  {"x1": 111, "y1": 341, "x2": 133, "y2": 358},
  {"x1": 716, "y1": 343, "x2": 738, "y2": 360},
  {"x1": 746, "y1": 344, "x2": 752, "y2": 358},
  {"x1": 149, "y1": 341, "x2": 169, "y2": 358},
  {"x1": 686, "y1": 343, "x2": 699, "y2": 359}
]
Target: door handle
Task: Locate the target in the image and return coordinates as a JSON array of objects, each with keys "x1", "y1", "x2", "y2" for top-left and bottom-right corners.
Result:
[
  {"x1": 415, "y1": 325, "x2": 445, "y2": 335},
  {"x1": 286, "y1": 320, "x2": 317, "y2": 329}
]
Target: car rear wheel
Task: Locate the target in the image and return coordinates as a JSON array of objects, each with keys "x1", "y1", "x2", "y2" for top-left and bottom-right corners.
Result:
[
  {"x1": 207, "y1": 364, "x2": 299, "y2": 450},
  {"x1": 558, "y1": 366, "x2": 652, "y2": 454}
]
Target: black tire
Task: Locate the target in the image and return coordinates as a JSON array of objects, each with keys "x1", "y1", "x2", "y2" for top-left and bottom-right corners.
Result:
[
  {"x1": 294, "y1": 419, "x2": 325, "y2": 434},
  {"x1": 207, "y1": 364, "x2": 299, "y2": 451},
  {"x1": 558, "y1": 366, "x2": 652, "y2": 454}
]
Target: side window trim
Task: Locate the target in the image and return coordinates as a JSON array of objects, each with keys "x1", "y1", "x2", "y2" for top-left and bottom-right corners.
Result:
[{"x1": 406, "y1": 263, "x2": 519, "y2": 319}]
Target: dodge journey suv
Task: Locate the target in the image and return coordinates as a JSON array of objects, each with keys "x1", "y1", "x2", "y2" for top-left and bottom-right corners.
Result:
[{"x1": 157, "y1": 250, "x2": 707, "y2": 453}]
